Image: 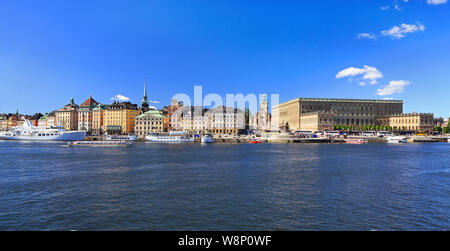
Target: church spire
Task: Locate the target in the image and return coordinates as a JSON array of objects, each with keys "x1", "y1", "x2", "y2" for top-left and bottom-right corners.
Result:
[
  {"x1": 144, "y1": 79, "x2": 147, "y2": 99},
  {"x1": 141, "y1": 79, "x2": 149, "y2": 110}
]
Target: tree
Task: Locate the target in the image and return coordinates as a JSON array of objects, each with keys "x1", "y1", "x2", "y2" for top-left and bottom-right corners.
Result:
[{"x1": 443, "y1": 126, "x2": 450, "y2": 134}]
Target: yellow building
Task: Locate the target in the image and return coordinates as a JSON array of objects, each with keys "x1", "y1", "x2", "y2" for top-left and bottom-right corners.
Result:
[
  {"x1": 299, "y1": 112, "x2": 334, "y2": 132},
  {"x1": 389, "y1": 113, "x2": 434, "y2": 132},
  {"x1": 55, "y1": 98, "x2": 79, "y2": 131},
  {"x1": 103, "y1": 101, "x2": 139, "y2": 135},
  {"x1": 91, "y1": 104, "x2": 108, "y2": 135},
  {"x1": 135, "y1": 110, "x2": 166, "y2": 138}
]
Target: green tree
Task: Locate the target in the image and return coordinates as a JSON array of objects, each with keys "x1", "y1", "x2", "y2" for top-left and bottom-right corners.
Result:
[{"x1": 443, "y1": 126, "x2": 449, "y2": 134}]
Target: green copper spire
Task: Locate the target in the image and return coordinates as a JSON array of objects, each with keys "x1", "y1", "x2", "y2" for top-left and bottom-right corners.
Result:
[{"x1": 141, "y1": 79, "x2": 149, "y2": 109}]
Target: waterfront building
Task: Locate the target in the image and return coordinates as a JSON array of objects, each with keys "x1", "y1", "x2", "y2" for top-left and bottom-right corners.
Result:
[
  {"x1": 175, "y1": 106, "x2": 209, "y2": 133},
  {"x1": 207, "y1": 106, "x2": 245, "y2": 135},
  {"x1": 434, "y1": 117, "x2": 445, "y2": 128},
  {"x1": 443, "y1": 118, "x2": 449, "y2": 128},
  {"x1": 56, "y1": 98, "x2": 79, "y2": 131},
  {"x1": 103, "y1": 101, "x2": 139, "y2": 134},
  {"x1": 77, "y1": 95, "x2": 99, "y2": 133},
  {"x1": 134, "y1": 110, "x2": 166, "y2": 138},
  {"x1": 272, "y1": 98, "x2": 403, "y2": 131},
  {"x1": 0, "y1": 115, "x2": 7, "y2": 130},
  {"x1": 47, "y1": 113, "x2": 57, "y2": 127},
  {"x1": 299, "y1": 112, "x2": 334, "y2": 132},
  {"x1": 162, "y1": 99, "x2": 184, "y2": 131},
  {"x1": 389, "y1": 113, "x2": 434, "y2": 132},
  {"x1": 6, "y1": 114, "x2": 19, "y2": 129},
  {"x1": 38, "y1": 114, "x2": 49, "y2": 127},
  {"x1": 92, "y1": 104, "x2": 109, "y2": 135}
]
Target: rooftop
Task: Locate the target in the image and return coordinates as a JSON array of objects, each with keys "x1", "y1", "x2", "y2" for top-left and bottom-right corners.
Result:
[
  {"x1": 274, "y1": 97, "x2": 404, "y2": 108},
  {"x1": 136, "y1": 109, "x2": 165, "y2": 119},
  {"x1": 80, "y1": 96, "x2": 99, "y2": 108}
]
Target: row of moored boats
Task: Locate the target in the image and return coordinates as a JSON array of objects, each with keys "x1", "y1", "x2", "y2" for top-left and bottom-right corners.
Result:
[{"x1": 345, "y1": 136, "x2": 408, "y2": 144}]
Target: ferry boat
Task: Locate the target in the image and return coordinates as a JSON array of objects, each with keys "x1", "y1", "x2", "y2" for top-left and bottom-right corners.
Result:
[
  {"x1": 0, "y1": 120, "x2": 86, "y2": 141},
  {"x1": 146, "y1": 133, "x2": 194, "y2": 143},
  {"x1": 201, "y1": 134, "x2": 214, "y2": 143},
  {"x1": 104, "y1": 135, "x2": 137, "y2": 141},
  {"x1": 344, "y1": 138, "x2": 368, "y2": 144},
  {"x1": 386, "y1": 136, "x2": 407, "y2": 144},
  {"x1": 67, "y1": 140, "x2": 128, "y2": 147}
]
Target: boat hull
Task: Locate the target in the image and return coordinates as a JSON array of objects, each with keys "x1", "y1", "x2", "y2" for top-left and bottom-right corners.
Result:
[
  {"x1": 146, "y1": 135, "x2": 193, "y2": 143},
  {"x1": 0, "y1": 131, "x2": 86, "y2": 141},
  {"x1": 386, "y1": 136, "x2": 407, "y2": 144}
]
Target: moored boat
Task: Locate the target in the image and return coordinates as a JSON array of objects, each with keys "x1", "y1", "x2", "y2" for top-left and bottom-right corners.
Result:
[
  {"x1": 0, "y1": 120, "x2": 86, "y2": 141},
  {"x1": 201, "y1": 134, "x2": 214, "y2": 143},
  {"x1": 104, "y1": 135, "x2": 137, "y2": 141},
  {"x1": 386, "y1": 136, "x2": 407, "y2": 144},
  {"x1": 345, "y1": 138, "x2": 368, "y2": 144},
  {"x1": 146, "y1": 133, "x2": 194, "y2": 143},
  {"x1": 249, "y1": 140, "x2": 262, "y2": 144},
  {"x1": 67, "y1": 140, "x2": 128, "y2": 147}
]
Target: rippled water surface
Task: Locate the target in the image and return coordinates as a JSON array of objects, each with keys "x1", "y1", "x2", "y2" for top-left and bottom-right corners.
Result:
[{"x1": 0, "y1": 141, "x2": 449, "y2": 230}]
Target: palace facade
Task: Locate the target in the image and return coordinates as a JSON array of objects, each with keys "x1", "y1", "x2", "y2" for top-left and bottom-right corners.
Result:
[{"x1": 272, "y1": 98, "x2": 403, "y2": 131}]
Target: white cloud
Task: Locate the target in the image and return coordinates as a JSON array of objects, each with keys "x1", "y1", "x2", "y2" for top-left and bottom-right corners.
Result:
[
  {"x1": 357, "y1": 33, "x2": 376, "y2": 40},
  {"x1": 427, "y1": 0, "x2": 447, "y2": 5},
  {"x1": 382, "y1": 0, "x2": 409, "y2": 11},
  {"x1": 149, "y1": 100, "x2": 160, "y2": 104},
  {"x1": 336, "y1": 65, "x2": 383, "y2": 85},
  {"x1": 381, "y1": 23, "x2": 425, "y2": 39},
  {"x1": 111, "y1": 94, "x2": 130, "y2": 102},
  {"x1": 376, "y1": 80, "x2": 410, "y2": 96}
]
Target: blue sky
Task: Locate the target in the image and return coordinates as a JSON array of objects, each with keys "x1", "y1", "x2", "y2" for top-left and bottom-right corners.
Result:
[{"x1": 0, "y1": 0, "x2": 449, "y2": 117}]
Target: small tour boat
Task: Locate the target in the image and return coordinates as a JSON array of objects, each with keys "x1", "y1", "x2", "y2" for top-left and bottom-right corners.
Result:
[
  {"x1": 386, "y1": 136, "x2": 407, "y2": 144},
  {"x1": 104, "y1": 135, "x2": 137, "y2": 141},
  {"x1": 201, "y1": 134, "x2": 214, "y2": 143},
  {"x1": 249, "y1": 140, "x2": 262, "y2": 144},
  {"x1": 345, "y1": 138, "x2": 368, "y2": 144},
  {"x1": 67, "y1": 140, "x2": 129, "y2": 147},
  {"x1": 146, "y1": 133, "x2": 194, "y2": 143}
]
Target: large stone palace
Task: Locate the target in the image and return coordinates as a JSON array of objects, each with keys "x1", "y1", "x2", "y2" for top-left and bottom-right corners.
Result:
[{"x1": 272, "y1": 98, "x2": 405, "y2": 131}]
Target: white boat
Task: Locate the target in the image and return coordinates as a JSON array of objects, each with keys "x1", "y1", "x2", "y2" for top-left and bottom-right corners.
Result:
[
  {"x1": 345, "y1": 138, "x2": 368, "y2": 144},
  {"x1": 0, "y1": 120, "x2": 86, "y2": 141},
  {"x1": 386, "y1": 136, "x2": 407, "y2": 144},
  {"x1": 201, "y1": 134, "x2": 214, "y2": 143},
  {"x1": 146, "y1": 133, "x2": 194, "y2": 143},
  {"x1": 104, "y1": 135, "x2": 137, "y2": 141},
  {"x1": 68, "y1": 140, "x2": 128, "y2": 147}
]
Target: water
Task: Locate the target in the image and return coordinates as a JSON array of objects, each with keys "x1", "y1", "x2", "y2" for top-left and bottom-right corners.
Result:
[{"x1": 0, "y1": 141, "x2": 449, "y2": 230}]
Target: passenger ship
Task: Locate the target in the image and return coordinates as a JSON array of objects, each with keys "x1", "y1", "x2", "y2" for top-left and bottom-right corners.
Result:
[
  {"x1": 145, "y1": 132, "x2": 194, "y2": 143},
  {"x1": 386, "y1": 136, "x2": 407, "y2": 144},
  {"x1": 0, "y1": 120, "x2": 86, "y2": 141},
  {"x1": 104, "y1": 135, "x2": 138, "y2": 141}
]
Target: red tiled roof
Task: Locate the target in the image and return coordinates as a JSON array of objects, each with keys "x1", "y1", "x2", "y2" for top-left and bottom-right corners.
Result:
[{"x1": 80, "y1": 96, "x2": 99, "y2": 107}]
